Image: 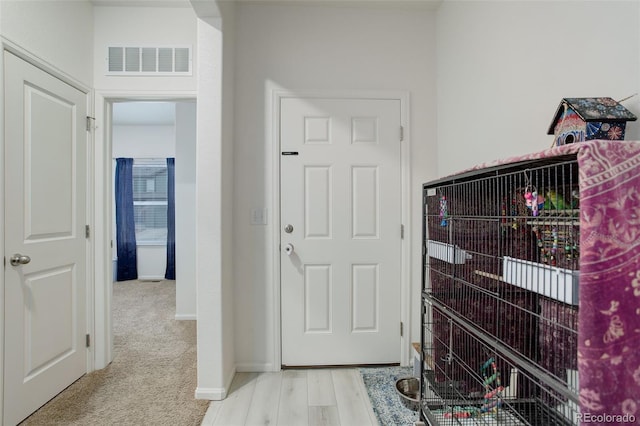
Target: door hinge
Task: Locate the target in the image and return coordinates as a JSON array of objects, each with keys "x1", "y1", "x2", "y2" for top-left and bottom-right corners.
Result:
[
  {"x1": 400, "y1": 126, "x2": 404, "y2": 141},
  {"x1": 85, "y1": 225, "x2": 90, "y2": 238},
  {"x1": 86, "y1": 334, "x2": 91, "y2": 348},
  {"x1": 401, "y1": 224, "x2": 405, "y2": 239},
  {"x1": 86, "y1": 116, "x2": 95, "y2": 132},
  {"x1": 400, "y1": 322, "x2": 404, "y2": 337}
]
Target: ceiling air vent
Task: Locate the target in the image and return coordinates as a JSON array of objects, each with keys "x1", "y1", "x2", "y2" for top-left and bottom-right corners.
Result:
[{"x1": 107, "y1": 46, "x2": 192, "y2": 76}]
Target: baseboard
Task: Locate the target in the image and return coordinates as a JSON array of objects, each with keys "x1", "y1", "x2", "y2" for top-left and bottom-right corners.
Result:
[
  {"x1": 195, "y1": 366, "x2": 236, "y2": 401},
  {"x1": 235, "y1": 363, "x2": 277, "y2": 372},
  {"x1": 138, "y1": 276, "x2": 165, "y2": 282},
  {"x1": 174, "y1": 314, "x2": 196, "y2": 321},
  {"x1": 195, "y1": 386, "x2": 227, "y2": 400}
]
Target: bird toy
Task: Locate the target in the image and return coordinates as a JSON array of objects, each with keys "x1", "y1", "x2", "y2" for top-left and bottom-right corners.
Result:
[
  {"x1": 439, "y1": 195, "x2": 449, "y2": 227},
  {"x1": 480, "y1": 358, "x2": 503, "y2": 414},
  {"x1": 550, "y1": 227, "x2": 558, "y2": 266},
  {"x1": 443, "y1": 406, "x2": 480, "y2": 419},
  {"x1": 442, "y1": 358, "x2": 503, "y2": 420},
  {"x1": 524, "y1": 187, "x2": 544, "y2": 216}
]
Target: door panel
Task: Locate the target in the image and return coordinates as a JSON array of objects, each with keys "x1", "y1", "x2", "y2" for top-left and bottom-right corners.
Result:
[
  {"x1": 26, "y1": 83, "x2": 75, "y2": 238},
  {"x1": 4, "y1": 51, "x2": 88, "y2": 426},
  {"x1": 305, "y1": 166, "x2": 332, "y2": 238},
  {"x1": 281, "y1": 98, "x2": 401, "y2": 366},
  {"x1": 304, "y1": 264, "x2": 332, "y2": 333},
  {"x1": 352, "y1": 166, "x2": 379, "y2": 238},
  {"x1": 352, "y1": 264, "x2": 378, "y2": 332}
]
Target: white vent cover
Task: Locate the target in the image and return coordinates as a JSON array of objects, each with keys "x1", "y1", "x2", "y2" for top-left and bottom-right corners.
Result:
[{"x1": 107, "y1": 46, "x2": 192, "y2": 76}]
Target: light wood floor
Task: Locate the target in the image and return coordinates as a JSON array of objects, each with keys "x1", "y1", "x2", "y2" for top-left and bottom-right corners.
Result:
[{"x1": 201, "y1": 369, "x2": 379, "y2": 426}]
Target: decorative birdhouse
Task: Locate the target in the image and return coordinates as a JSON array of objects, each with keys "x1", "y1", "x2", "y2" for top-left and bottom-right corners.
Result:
[{"x1": 547, "y1": 97, "x2": 637, "y2": 146}]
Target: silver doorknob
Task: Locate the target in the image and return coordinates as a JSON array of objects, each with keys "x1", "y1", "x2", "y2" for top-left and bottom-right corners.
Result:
[
  {"x1": 284, "y1": 224, "x2": 294, "y2": 234},
  {"x1": 10, "y1": 254, "x2": 31, "y2": 266}
]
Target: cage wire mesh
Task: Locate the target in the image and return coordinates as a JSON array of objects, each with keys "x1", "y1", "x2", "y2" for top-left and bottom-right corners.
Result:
[{"x1": 421, "y1": 157, "x2": 580, "y2": 425}]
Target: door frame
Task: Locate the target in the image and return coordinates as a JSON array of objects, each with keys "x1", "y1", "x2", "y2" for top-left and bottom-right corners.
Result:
[
  {"x1": 0, "y1": 39, "x2": 94, "y2": 422},
  {"x1": 270, "y1": 89, "x2": 412, "y2": 368},
  {"x1": 93, "y1": 91, "x2": 197, "y2": 369}
]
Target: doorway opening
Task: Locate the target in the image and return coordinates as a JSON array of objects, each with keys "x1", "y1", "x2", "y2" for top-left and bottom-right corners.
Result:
[{"x1": 110, "y1": 100, "x2": 197, "y2": 318}]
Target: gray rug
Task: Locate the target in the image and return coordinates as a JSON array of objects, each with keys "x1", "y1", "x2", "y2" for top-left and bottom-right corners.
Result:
[
  {"x1": 20, "y1": 280, "x2": 209, "y2": 426},
  {"x1": 360, "y1": 366, "x2": 419, "y2": 426}
]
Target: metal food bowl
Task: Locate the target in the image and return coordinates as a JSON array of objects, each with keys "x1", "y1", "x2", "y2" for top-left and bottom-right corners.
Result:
[{"x1": 395, "y1": 377, "x2": 420, "y2": 411}]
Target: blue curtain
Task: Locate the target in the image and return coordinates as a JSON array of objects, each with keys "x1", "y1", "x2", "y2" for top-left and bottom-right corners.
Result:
[
  {"x1": 165, "y1": 158, "x2": 176, "y2": 280},
  {"x1": 115, "y1": 158, "x2": 138, "y2": 281}
]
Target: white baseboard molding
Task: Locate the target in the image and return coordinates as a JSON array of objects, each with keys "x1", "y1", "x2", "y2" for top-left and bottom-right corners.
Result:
[
  {"x1": 195, "y1": 366, "x2": 237, "y2": 401},
  {"x1": 138, "y1": 276, "x2": 166, "y2": 281},
  {"x1": 175, "y1": 314, "x2": 196, "y2": 321},
  {"x1": 195, "y1": 386, "x2": 228, "y2": 401},
  {"x1": 235, "y1": 363, "x2": 278, "y2": 372}
]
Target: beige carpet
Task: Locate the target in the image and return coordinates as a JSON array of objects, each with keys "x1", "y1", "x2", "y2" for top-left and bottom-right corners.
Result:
[{"x1": 21, "y1": 280, "x2": 209, "y2": 426}]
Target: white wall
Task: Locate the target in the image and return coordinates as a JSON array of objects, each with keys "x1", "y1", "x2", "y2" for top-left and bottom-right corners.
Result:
[
  {"x1": 220, "y1": 0, "x2": 237, "y2": 395},
  {"x1": 0, "y1": 0, "x2": 93, "y2": 86},
  {"x1": 175, "y1": 101, "x2": 198, "y2": 319},
  {"x1": 93, "y1": 5, "x2": 198, "y2": 93},
  {"x1": 436, "y1": 0, "x2": 640, "y2": 177},
  {"x1": 232, "y1": 2, "x2": 438, "y2": 370},
  {"x1": 112, "y1": 124, "x2": 176, "y2": 157},
  {"x1": 194, "y1": 14, "x2": 237, "y2": 400}
]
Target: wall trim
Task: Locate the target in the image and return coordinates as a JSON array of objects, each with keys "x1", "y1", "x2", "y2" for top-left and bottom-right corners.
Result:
[
  {"x1": 195, "y1": 366, "x2": 236, "y2": 401},
  {"x1": 138, "y1": 276, "x2": 167, "y2": 281},
  {"x1": 175, "y1": 314, "x2": 197, "y2": 321},
  {"x1": 236, "y1": 363, "x2": 275, "y2": 373},
  {"x1": 195, "y1": 387, "x2": 227, "y2": 400},
  {"x1": 269, "y1": 88, "x2": 412, "y2": 369}
]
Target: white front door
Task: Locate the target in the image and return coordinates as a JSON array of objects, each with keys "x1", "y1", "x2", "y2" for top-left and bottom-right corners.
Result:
[
  {"x1": 280, "y1": 97, "x2": 402, "y2": 366},
  {"x1": 3, "y1": 51, "x2": 88, "y2": 425}
]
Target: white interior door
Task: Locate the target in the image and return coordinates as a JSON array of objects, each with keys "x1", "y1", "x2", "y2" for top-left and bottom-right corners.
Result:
[
  {"x1": 281, "y1": 97, "x2": 402, "y2": 366},
  {"x1": 3, "y1": 51, "x2": 88, "y2": 425}
]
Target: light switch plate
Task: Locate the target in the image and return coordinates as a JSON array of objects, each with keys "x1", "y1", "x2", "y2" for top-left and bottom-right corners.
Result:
[{"x1": 251, "y1": 208, "x2": 268, "y2": 225}]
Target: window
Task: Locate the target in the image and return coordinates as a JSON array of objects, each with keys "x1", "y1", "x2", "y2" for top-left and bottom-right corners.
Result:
[{"x1": 132, "y1": 160, "x2": 168, "y2": 244}]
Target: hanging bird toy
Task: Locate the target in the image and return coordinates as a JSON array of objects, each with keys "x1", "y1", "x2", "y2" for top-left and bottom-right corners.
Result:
[
  {"x1": 524, "y1": 187, "x2": 545, "y2": 216},
  {"x1": 440, "y1": 195, "x2": 449, "y2": 227}
]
